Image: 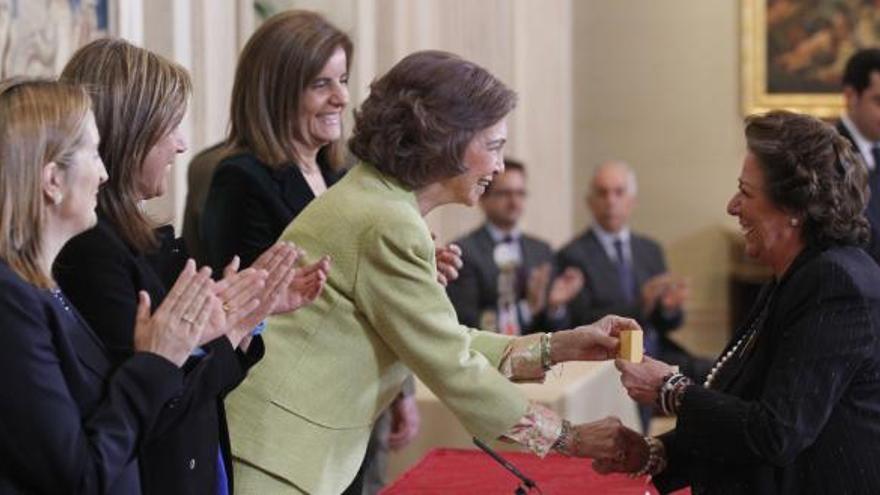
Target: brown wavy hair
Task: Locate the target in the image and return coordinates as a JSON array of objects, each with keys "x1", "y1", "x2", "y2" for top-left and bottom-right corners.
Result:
[
  {"x1": 348, "y1": 50, "x2": 517, "y2": 189},
  {"x1": 61, "y1": 38, "x2": 191, "y2": 253},
  {"x1": 745, "y1": 110, "x2": 869, "y2": 248},
  {"x1": 0, "y1": 79, "x2": 92, "y2": 288},
  {"x1": 228, "y1": 10, "x2": 352, "y2": 170}
]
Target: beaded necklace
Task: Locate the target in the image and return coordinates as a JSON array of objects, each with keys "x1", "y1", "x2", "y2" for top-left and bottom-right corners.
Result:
[
  {"x1": 703, "y1": 288, "x2": 775, "y2": 389},
  {"x1": 49, "y1": 287, "x2": 72, "y2": 312}
]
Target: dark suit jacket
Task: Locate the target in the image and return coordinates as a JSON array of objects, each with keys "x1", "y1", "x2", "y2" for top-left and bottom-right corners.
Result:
[
  {"x1": 201, "y1": 151, "x2": 343, "y2": 270},
  {"x1": 835, "y1": 120, "x2": 880, "y2": 264},
  {"x1": 556, "y1": 228, "x2": 683, "y2": 335},
  {"x1": 655, "y1": 246, "x2": 880, "y2": 494},
  {"x1": 54, "y1": 217, "x2": 264, "y2": 495},
  {"x1": 446, "y1": 225, "x2": 567, "y2": 333},
  {"x1": 0, "y1": 261, "x2": 183, "y2": 494},
  {"x1": 182, "y1": 142, "x2": 227, "y2": 265}
]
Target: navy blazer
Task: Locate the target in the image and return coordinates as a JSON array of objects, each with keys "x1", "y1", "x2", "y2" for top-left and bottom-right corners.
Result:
[
  {"x1": 54, "y1": 217, "x2": 264, "y2": 495},
  {"x1": 0, "y1": 261, "x2": 183, "y2": 494},
  {"x1": 835, "y1": 120, "x2": 880, "y2": 265},
  {"x1": 201, "y1": 151, "x2": 343, "y2": 270},
  {"x1": 446, "y1": 225, "x2": 567, "y2": 333},
  {"x1": 655, "y1": 246, "x2": 880, "y2": 494}
]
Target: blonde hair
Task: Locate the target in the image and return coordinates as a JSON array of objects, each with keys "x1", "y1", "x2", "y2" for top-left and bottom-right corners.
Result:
[
  {"x1": 61, "y1": 38, "x2": 191, "y2": 253},
  {"x1": 229, "y1": 10, "x2": 352, "y2": 170},
  {"x1": 0, "y1": 78, "x2": 92, "y2": 288}
]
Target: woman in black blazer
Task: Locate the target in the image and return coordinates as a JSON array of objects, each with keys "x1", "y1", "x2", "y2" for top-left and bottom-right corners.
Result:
[
  {"x1": 53, "y1": 39, "x2": 324, "y2": 495},
  {"x1": 0, "y1": 80, "x2": 217, "y2": 494},
  {"x1": 606, "y1": 111, "x2": 880, "y2": 493},
  {"x1": 200, "y1": 10, "x2": 349, "y2": 271}
]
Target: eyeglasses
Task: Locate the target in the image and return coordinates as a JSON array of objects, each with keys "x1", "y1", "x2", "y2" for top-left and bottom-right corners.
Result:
[{"x1": 486, "y1": 189, "x2": 527, "y2": 199}]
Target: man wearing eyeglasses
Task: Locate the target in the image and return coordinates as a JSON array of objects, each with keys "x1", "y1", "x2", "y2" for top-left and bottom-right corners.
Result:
[{"x1": 446, "y1": 158, "x2": 583, "y2": 335}]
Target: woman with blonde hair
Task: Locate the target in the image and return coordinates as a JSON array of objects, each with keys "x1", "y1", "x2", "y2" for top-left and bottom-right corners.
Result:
[
  {"x1": 54, "y1": 38, "x2": 327, "y2": 494},
  {"x1": 0, "y1": 78, "x2": 217, "y2": 494}
]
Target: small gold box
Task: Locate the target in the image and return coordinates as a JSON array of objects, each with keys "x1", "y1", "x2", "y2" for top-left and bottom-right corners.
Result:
[{"x1": 619, "y1": 329, "x2": 643, "y2": 363}]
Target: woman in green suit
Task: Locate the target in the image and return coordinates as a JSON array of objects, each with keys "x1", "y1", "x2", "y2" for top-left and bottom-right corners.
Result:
[{"x1": 226, "y1": 50, "x2": 648, "y2": 494}]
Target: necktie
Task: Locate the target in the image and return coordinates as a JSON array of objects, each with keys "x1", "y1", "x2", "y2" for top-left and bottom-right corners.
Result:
[{"x1": 614, "y1": 238, "x2": 635, "y2": 303}]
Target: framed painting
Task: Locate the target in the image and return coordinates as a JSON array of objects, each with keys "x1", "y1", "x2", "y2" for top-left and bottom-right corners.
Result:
[
  {"x1": 0, "y1": 0, "x2": 111, "y2": 79},
  {"x1": 742, "y1": 0, "x2": 880, "y2": 118}
]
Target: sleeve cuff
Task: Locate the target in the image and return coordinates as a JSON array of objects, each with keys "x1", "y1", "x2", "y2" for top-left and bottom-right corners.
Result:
[
  {"x1": 498, "y1": 333, "x2": 545, "y2": 383},
  {"x1": 501, "y1": 402, "x2": 563, "y2": 457}
]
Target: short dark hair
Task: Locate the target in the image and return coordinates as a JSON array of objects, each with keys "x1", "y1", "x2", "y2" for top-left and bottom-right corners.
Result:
[
  {"x1": 745, "y1": 110, "x2": 869, "y2": 248},
  {"x1": 348, "y1": 50, "x2": 516, "y2": 189},
  {"x1": 842, "y1": 48, "x2": 880, "y2": 94}
]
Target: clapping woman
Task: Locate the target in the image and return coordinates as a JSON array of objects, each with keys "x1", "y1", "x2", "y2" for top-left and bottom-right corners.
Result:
[{"x1": 0, "y1": 78, "x2": 217, "y2": 494}]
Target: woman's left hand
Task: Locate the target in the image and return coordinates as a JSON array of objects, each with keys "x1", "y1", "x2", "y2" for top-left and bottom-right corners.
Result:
[{"x1": 614, "y1": 356, "x2": 676, "y2": 405}]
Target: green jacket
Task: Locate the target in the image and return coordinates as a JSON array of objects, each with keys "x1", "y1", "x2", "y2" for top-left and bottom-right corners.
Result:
[{"x1": 225, "y1": 163, "x2": 529, "y2": 494}]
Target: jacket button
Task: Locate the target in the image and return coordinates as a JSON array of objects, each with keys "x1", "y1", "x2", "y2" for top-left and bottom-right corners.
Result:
[{"x1": 188, "y1": 458, "x2": 196, "y2": 470}]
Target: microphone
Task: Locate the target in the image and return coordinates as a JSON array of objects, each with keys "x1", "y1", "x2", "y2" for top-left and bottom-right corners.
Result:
[{"x1": 472, "y1": 437, "x2": 541, "y2": 494}]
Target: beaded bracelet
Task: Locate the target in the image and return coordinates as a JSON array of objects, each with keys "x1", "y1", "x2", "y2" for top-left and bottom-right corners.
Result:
[
  {"x1": 633, "y1": 436, "x2": 667, "y2": 477},
  {"x1": 658, "y1": 372, "x2": 693, "y2": 416},
  {"x1": 552, "y1": 419, "x2": 579, "y2": 456}
]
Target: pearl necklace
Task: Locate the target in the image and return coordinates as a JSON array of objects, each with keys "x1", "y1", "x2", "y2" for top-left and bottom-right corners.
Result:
[
  {"x1": 703, "y1": 290, "x2": 774, "y2": 389},
  {"x1": 703, "y1": 330, "x2": 752, "y2": 389}
]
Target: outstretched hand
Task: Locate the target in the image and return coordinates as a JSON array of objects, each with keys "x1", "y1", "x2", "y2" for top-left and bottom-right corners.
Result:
[
  {"x1": 550, "y1": 315, "x2": 640, "y2": 363},
  {"x1": 615, "y1": 355, "x2": 676, "y2": 405}
]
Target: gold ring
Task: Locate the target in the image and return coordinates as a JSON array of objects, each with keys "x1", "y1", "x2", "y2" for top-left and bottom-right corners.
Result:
[{"x1": 222, "y1": 301, "x2": 232, "y2": 313}]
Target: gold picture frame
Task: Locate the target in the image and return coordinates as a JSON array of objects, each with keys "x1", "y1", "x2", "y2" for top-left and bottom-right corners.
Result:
[{"x1": 742, "y1": 0, "x2": 880, "y2": 119}]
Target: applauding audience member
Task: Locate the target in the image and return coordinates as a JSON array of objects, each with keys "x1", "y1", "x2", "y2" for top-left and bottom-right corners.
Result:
[
  {"x1": 447, "y1": 158, "x2": 582, "y2": 334},
  {"x1": 0, "y1": 78, "x2": 216, "y2": 494},
  {"x1": 558, "y1": 161, "x2": 709, "y2": 380},
  {"x1": 54, "y1": 39, "x2": 325, "y2": 494}
]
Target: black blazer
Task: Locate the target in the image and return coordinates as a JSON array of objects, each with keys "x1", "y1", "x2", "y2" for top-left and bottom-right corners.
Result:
[
  {"x1": 54, "y1": 217, "x2": 264, "y2": 495},
  {"x1": 201, "y1": 151, "x2": 343, "y2": 270},
  {"x1": 0, "y1": 261, "x2": 183, "y2": 494},
  {"x1": 835, "y1": 120, "x2": 880, "y2": 264},
  {"x1": 446, "y1": 225, "x2": 567, "y2": 333},
  {"x1": 556, "y1": 228, "x2": 683, "y2": 333},
  {"x1": 655, "y1": 246, "x2": 880, "y2": 494}
]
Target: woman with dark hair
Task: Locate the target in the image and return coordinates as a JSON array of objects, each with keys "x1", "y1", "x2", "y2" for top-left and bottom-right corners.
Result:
[
  {"x1": 607, "y1": 110, "x2": 880, "y2": 493},
  {"x1": 200, "y1": 12, "x2": 458, "y2": 492},
  {"x1": 201, "y1": 10, "x2": 351, "y2": 270},
  {"x1": 53, "y1": 39, "x2": 326, "y2": 494},
  {"x1": 225, "y1": 50, "x2": 644, "y2": 493},
  {"x1": 0, "y1": 78, "x2": 218, "y2": 494}
]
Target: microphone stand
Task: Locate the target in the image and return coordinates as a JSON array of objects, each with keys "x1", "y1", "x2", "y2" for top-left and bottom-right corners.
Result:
[{"x1": 472, "y1": 437, "x2": 542, "y2": 494}]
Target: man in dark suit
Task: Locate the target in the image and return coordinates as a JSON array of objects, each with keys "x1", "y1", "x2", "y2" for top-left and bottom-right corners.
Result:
[
  {"x1": 837, "y1": 48, "x2": 880, "y2": 265},
  {"x1": 557, "y1": 161, "x2": 709, "y2": 395},
  {"x1": 447, "y1": 159, "x2": 583, "y2": 334}
]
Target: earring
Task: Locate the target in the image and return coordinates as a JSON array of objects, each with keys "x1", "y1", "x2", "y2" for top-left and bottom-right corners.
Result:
[
  {"x1": 789, "y1": 217, "x2": 799, "y2": 227},
  {"x1": 52, "y1": 193, "x2": 63, "y2": 205}
]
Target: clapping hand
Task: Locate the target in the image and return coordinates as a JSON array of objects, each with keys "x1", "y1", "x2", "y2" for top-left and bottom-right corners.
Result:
[
  {"x1": 547, "y1": 266, "x2": 584, "y2": 310},
  {"x1": 133, "y1": 260, "x2": 217, "y2": 367}
]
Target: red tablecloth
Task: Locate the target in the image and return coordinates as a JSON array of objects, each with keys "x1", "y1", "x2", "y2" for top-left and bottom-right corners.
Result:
[{"x1": 382, "y1": 448, "x2": 690, "y2": 495}]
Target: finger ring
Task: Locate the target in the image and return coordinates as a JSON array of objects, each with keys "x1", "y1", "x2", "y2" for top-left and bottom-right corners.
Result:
[
  {"x1": 182, "y1": 315, "x2": 196, "y2": 324},
  {"x1": 222, "y1": 301, "x2": 232, "y2": 313}
]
